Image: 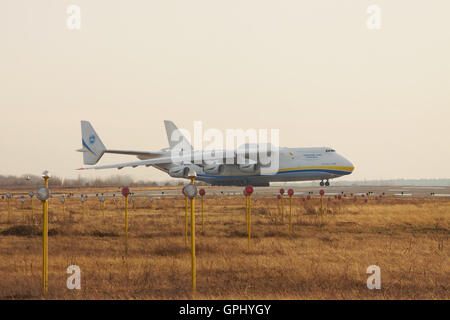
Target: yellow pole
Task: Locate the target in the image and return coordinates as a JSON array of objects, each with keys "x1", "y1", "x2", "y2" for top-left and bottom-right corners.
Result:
[
  {"x1": 102, "y1": 201, "x2": 105, "y2": 219},
  {"x1": 22, "y1": 201, "x2": 25, "y2": 221},
  {"x1": 125, "y1": 195, "x2": 128, "y2": 255},
  {"x1": 82, "y1": 201, "x2": 85, "y2": 220},
  {"x1": 190, "y1": 195, "x2": 196, "y2": 295},
  {"x1": 281, "y1": 195, "x2": 284, "y2": 224},
  {"x1": 289, "y1": 196, "x2": 292, "y2": 233},
  {"x1": 31, "y1": 198, "x2": 34, "y2": 221},
  {"x1": 248, "y1": 195, "x2": 252, "y2": 251},
  {"x1": 277, "y1": 197, "x2": 281, "y2": 224},
  {"x1": 44, "y1": 178, "x2": 49, "y2": 214},
  {"x1": 201, "y1": 195, "x2": 204, "y2": 233},
  {"x1": 246, "y1": 195, "x2": 250, "y2": 229},
  {"x1": 42, "y1": 175, "x2": 49, "y2": 295},
  {"x1": 188, "y1": 175, "x2": 196, "y2": 295},
  {"x1": 184, "y1": 196, "x2": 188, "y2": 246},
  {"x1": 246, "y1": 196, "x2": 249, "y2": 234},
  {"x1": 42, "y1": 199, "x2": 48, "y2": 295},
  {"x1": 7, "y1": 198, "x2": 11, "y2": 223},
  {"x1": 320, "y1": 195, "x2": 324, "y2": 218}
]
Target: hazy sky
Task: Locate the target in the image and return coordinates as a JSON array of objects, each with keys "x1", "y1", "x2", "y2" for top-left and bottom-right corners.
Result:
[{"x1": 1, "y1": 1, "x2": 449, "y2": 182}]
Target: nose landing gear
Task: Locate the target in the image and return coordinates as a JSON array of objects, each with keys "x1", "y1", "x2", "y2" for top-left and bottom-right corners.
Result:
[{"x1": 320, "y1": 179, "x2": 330, "y2": 187}]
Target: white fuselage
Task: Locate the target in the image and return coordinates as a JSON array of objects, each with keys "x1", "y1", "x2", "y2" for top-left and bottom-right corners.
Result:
[{"x1": 158, "y1": 147, "x2": 354, "y2": 186}]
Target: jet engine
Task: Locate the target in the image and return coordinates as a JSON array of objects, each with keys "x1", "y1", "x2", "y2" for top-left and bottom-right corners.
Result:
[
  {"x1": 238, "y1": 163, "x2": 258, "y2": 173},
  {"x1": 168, "y1": 165, "x2": 190, "y2": 178},
  {"x1": 204, "y1": 163, "x2": 225, "y2": 175}
]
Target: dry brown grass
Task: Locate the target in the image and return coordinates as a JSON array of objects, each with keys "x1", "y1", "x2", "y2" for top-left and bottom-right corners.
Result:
[{"x1": 0, "y1": 190, "x2": 448, "y2": 300}]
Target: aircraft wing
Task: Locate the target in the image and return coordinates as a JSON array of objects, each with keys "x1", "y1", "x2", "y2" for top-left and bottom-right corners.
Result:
[
  {"x1": 77, "y1": 156, "x2": 174, "y2": 171},
  {"x1": 104, "y1": 150, "x2": 165, "y2": 160},
  {"x1": 76, "y1": 151, "x2": 228, "y2": 170}
]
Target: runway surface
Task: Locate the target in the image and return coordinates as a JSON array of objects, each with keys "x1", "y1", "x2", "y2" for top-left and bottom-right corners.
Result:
[{"x1": 7, "y1": 185, "x2": 448, "y2": 199}]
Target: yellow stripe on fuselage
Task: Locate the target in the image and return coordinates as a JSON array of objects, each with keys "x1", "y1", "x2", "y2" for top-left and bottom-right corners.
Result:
[{"x1": 278, "y1": 166, "x2": 355, "y2": 173}]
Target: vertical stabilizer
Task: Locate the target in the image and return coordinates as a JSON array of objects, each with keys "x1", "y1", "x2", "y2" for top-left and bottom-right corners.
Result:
[
  {"x1": 80, "y1": 121, "x2": 107, "y2": 165},
  {"x1": 164, "y1": 120, "x2": 193, "y2": 150}
]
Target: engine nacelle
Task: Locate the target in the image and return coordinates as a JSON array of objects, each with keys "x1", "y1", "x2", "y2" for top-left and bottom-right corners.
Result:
[
  {"x1": 204, "y1": 163, "x2": 225, "y2": 175},
  {"x1": 239, "y1": 163, "x2": 257, "y2": 173},
  {"x1": 168, "y1": 166, "x2": 190, "y2": 178}
]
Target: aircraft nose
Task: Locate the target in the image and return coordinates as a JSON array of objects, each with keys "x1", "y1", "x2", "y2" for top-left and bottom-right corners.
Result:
[
  {"x1": 345, "y1": 158, "x2": 354, "y2": 169},
  {"x1": 340, "y1": 155, "x2": 355, "y2": 174}
]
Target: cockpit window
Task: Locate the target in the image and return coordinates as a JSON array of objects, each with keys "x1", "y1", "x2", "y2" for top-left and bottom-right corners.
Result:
[{"x1": 325, "y1": 149, "x2": 336, "y2": 152}]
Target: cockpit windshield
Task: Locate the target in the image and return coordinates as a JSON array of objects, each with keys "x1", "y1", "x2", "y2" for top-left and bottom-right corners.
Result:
[{"x1": 325, "y1": 149, "x2": 336, "y2": 152}]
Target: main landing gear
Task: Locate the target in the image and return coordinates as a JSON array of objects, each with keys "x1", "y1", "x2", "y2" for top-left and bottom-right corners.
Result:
[{"x1": 320, "y1": 179, "x2": 330, "y2": 187}]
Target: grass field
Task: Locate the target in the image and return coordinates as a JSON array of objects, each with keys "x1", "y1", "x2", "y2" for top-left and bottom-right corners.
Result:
[{"x1": 0, "y1": 188, "x2": 448, "y2": 299}]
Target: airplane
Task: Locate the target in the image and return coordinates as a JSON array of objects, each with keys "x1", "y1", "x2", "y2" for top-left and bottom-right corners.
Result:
[{"x1": 77, "y1": 120, "x2": 355, "y2": 187}]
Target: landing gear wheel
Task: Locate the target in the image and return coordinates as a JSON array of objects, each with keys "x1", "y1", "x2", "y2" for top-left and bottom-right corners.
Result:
[
  {"x1": 325, "y1": 180, "x2": 330, "y2": 187},
  {"x1": 320, "y1": 180, "x2": 324, "y2": 187}
]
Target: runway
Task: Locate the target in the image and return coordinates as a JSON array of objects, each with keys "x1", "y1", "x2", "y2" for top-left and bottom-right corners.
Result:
[{"x1": 8, "y1": 185, "x2": 447, "y2": 199}]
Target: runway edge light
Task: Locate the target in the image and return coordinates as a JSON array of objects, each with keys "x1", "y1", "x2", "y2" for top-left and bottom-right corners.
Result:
[
  {"x1": 245, "y1": 185, "x2": 254, "y2": 251},
  {"x1": 121, "y1": 187, "x2": 130, "y2": 255},
  {"x1": 199, "y1": 189, "x2": 206, "y2": 233},
  {"x1": 288, "y1": 189, "x2": 294, "y2": 232},
  {"x1": 37, "y1": 178, "x2": 50, "y2": 295}
]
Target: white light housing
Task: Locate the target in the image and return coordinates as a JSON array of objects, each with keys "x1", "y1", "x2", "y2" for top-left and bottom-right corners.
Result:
[
  {"x1": 42, "y1": 170, "x2": 51, "y2": 179},
  {"x1": 188, "y1": 169, "x2": 197, "y2": 178},
  {"x1": 184, "y1": 184, "x2": 198, "y2": 199},
  {"x1": 36, "y1": 188, "x2": 50, "y2": 202},
  {"x1": 6, "y1": 192, "x2": 12, "y2": 199},
  {"x1": 29, "y1": 191, "x2": 34, "y2": 198}
]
